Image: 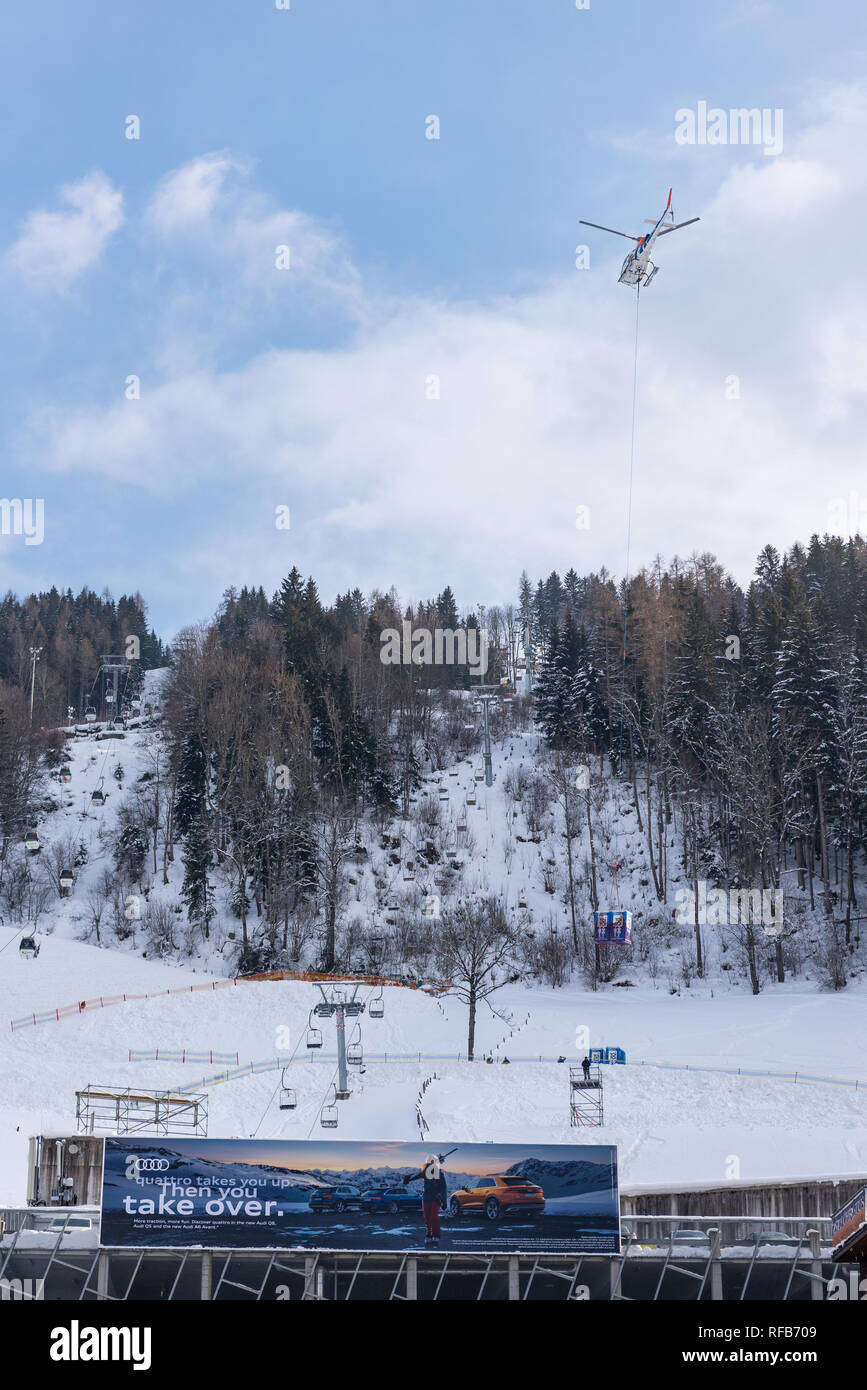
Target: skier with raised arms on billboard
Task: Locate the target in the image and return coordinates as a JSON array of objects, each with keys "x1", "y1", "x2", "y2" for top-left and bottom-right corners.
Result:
[{"x1": 403, "y1": 1152, "x2": 451, "y2": 1247}]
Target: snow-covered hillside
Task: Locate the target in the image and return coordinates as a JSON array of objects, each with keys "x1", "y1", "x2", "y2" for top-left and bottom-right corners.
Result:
[
  {"x1": 1, "y1": 690, "x2": 865, "y2": 1205},
  {"x1": 2, "y1": 937, "x2": 866, "y2": 1204}
]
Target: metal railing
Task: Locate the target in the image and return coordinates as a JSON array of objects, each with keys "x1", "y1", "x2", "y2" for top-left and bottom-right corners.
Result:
[{"x1": 0, "y1": 1210, "x2": 856, "y2": 1301}]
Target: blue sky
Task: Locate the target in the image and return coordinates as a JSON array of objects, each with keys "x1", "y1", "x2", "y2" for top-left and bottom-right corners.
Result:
[{"x1": 1, "y1": 1, "x2": 865, "y2": 639}]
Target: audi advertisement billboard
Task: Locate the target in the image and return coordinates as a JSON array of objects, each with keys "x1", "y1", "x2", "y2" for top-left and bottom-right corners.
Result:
[{"x1": 100, "y1": 1138, "x2": 620, "y2": 1255}]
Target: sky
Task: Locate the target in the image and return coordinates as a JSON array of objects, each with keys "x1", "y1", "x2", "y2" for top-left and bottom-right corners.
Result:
[{"x1": 0, "y1": 0, "x2": 865, "y2": 641}]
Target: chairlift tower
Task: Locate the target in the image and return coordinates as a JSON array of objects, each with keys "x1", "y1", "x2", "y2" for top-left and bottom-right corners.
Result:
[
  {"x1": 569, "y1": 1065, "x2": 604, "y2": 1127},
  {"x1": 472, "y1": 685, "x2": 502, "y2": 788},
  {"x1": 98, "y1": 654, "x2": 130, "y2": 717},
  {"x1": 313, "y1": 983, "x2": 366, "y2": 1100},
  {"x1": 28, "y1": 646, "x2": 42, "y2": 726}
]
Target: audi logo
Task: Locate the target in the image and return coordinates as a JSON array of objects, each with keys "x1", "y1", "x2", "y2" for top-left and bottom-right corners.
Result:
[{"x1": 136, "y1": 1158, "x2": 169, "y2": 1172}]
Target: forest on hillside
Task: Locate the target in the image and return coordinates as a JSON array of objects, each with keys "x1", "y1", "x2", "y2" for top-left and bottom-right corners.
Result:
[
  {"x1": 0, "y1": 586, "x2": 166, "y2": 723},
  {"x1": 1, "y1": 535, "x2": 866, "y2": 997}
]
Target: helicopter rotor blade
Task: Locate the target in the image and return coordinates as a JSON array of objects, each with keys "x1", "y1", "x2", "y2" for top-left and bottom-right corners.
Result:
[
  {"x1": 579, "y1": 220, "x2": 641, "y2": 242},
  {"x1": 657, "y1": 217, "x2": 700, "y2": 236}
]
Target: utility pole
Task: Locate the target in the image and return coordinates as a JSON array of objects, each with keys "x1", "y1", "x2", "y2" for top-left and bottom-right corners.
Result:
[{"x1": 29, "y1": 646, "x2": 42, "y2": 725}]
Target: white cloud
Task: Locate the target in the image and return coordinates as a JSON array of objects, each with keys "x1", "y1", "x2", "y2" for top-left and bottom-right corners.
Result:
[
  {"x1": 146, "y1": 151, "x2": 244, "y2": 234},
  {"x1": 145, "y1": 152, "x2": 364, "y2": 319},
  {"x1": 4, "y1": 172, "x2": 124, "y2": 288}
]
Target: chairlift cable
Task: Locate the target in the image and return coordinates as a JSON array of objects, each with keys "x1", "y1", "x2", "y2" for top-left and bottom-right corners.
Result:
[
  {"x1": 251, "y1": 1011, "x2": 311, "y2": 1137},
  {"x1": 0, "y1": 924, "x2": 36, "y2": 957},
  {"x1": 249, "y1": 1077, "x2": 283, "y2": 1139},
  {"x1": 616, "y1": 283, "x2": 641, "y2": 777},
  {"x1": 306, "y1": 1065, "x2": 341, "y2": 1139}
]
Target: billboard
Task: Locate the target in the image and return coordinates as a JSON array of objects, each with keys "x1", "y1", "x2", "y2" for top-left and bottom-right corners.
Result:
[
  {"x1": 101, "y1": 1138, "x2": 620, "y2": 1255},
  {"x1": 593, "y1": 910, "x2": 633, "y2": 944},
  {"x1": 831, "y1": 1185, "x2": 867, "y2": 1259}
]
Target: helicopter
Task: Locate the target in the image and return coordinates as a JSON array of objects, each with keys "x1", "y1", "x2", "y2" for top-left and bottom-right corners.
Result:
[{"x1": 580, "y1": 188, "x2": 699, "y2": 288}]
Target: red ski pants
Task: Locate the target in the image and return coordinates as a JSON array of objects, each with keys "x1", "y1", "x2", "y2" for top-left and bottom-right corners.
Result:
[{"x1": 423, "y1": 1200, "x2": 441, "y2": 1237}]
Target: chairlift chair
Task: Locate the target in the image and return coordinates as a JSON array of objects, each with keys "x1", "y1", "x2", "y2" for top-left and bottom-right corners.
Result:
[
  {"x1": 306, "y1": 1015, "x2": 323, "y2": 1049},
  {"x1": 59, "y1": 869, "x2": 74, "y2": 890},
  {"x1": 346, "y1": 1043, "x2": 363, "y2": 1067},
  {"x1": 19, "y1": 936, "x2": 39, "y2": 960},
  {"x1": 320, "y1": 1105, "x2": 338, "y2": 1128},
  {"x1": 24, "y1": 830, "x2": 40, "y2": 852},
  {"x1": 91, "y1": 789, "x2": 105, "y2": 807},
  {"x1": 84, "y1": 705, "x2": 97, "y2": 722},
  {"x1": 59, "y1": 766, "x2": 72, "y2": 783},
  {"x1": 279, "y1": 1069, "x2": 297, "y2": 1110},
  {"x1": 369, "y1": 990, "x2": 384, "y2": 1019}
]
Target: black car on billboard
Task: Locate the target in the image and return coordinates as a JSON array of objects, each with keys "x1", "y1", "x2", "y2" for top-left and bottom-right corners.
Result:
[
  {"x1": 360, "y1": 1187, "x2": 420, "y2": 1215},
  {"x1": 308, "y1": 1185, "x2": 363, "y2": 1213}
]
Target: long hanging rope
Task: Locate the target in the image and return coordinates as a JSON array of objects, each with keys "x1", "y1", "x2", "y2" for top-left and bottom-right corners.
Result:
[{"x1": 616, "y1": 282, "x2": 641, "y2": 774}]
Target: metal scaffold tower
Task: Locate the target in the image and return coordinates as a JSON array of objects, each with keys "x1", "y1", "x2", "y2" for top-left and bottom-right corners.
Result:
[
  {"x1": 75, "y1": 1085, "x2": 208, "y2": 1137},
  {"x1": 569, "y1": 1065, "x2": 604, "y2": 1127}
]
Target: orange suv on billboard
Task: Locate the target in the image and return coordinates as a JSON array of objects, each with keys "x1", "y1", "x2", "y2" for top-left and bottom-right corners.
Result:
[{"x1": 448, "y1": 1174, "x2": 545, "y2": 1221}]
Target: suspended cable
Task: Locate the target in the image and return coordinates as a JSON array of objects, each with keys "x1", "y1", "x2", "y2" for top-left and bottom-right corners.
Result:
[{"x1": 617, "y1": 282, "x2": 641, "y2": 774}]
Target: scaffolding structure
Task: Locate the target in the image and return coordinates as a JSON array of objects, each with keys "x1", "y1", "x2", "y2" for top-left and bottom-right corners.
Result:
[
  {"x1": 569, "y1": 1065, "x2": 604, "y2": 1127},
  {"x1": 75, "y1": 1085, "x2": 208, "y2": 1137}
]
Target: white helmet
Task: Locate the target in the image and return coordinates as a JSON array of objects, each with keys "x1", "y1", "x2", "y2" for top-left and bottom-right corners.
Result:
[{"x1": 424, "y1": 1155, "x2": 440, "y2": 1179}]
